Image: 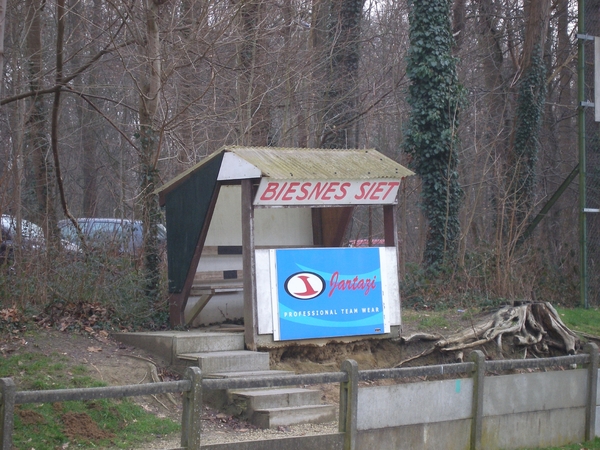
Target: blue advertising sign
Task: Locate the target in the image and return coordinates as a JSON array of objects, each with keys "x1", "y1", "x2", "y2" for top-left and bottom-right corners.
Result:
[{"x1": 273, "y1": 247, "x2": 385, "y2": 340}]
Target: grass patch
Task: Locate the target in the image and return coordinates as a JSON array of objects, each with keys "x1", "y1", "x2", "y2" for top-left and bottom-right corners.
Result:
[
  {"x1": 1, "y1": 352, "x2": 180, "y2": 449},
  {"x1": 556, "y1": 307, "x2": 600, "y2": 337},
  {"x1": 416, "y1": 314, "x2": 450, "y2": 331},
  {"x1": 402, "y1": 309, "x2": 450, "y2": 331},
  {"x1": 534, "y1": 437, "x2": 600, "y2": 449}
]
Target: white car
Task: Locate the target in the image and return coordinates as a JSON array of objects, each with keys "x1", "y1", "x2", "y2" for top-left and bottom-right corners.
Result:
[
  {"x1": 1, "y1": 215, "x2": 80, "y2": 260},
  {"x1": 58, "y1": 218, "x2": 165, "y2": 257}
]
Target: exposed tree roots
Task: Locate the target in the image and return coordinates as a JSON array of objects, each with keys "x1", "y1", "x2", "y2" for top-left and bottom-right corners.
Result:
[{"x1": 397, "y1": 302, "x2": 580, "y2": 367}]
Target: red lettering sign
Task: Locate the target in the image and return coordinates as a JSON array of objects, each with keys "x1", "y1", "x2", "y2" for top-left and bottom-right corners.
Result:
[
  {"x1": 328, "y1": 271, "x2": 377, "y2": 297},
  {"x1": 255, "y1": 179, "x2": 401, "y2": 206}
]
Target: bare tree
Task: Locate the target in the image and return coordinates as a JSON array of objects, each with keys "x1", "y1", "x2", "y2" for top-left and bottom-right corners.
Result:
[
  {"x1": 0, "y1": 0, "x2": 6, "y2": 92},
  {"x1": 316, "y1": 0, "x2": 365, "y2": 149},
  {"x1": 24, "y1": 0, "x2": 58, "y2": 241},
  {"x1": 236, "y1": 0, "x2": 271, "y2": 146},
  {"x1": 137, "y1": 0, "x2": 166, "y2": 300}
]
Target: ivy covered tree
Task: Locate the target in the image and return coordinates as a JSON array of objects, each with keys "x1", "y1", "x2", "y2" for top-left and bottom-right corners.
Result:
[
  {"x1": 506, "y1": 0, "x2": 551, "y2": 237},
  {"x1": 403, "y1": 0, "x2": 463, "y2": 270},
  {"x1": 509, "y1": 47, "x2": 546, "y2": 230}
]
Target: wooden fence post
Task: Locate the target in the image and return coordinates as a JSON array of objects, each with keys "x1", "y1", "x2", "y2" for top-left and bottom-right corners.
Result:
[
  {"x1": 0, "y1": 377, "x2": 16, "y2": 450},
  {"x1": 584, "y1": 342, "x2": 598, "y2": 441},
  {"x1": 470, "y1": 350, "x2": 485, "y2": 450},
  {"x1": 339, "y1": 359, "x2": 358, "y2": 450},
  {"x1": 181, "y1": 367, "x2": 203, "y2": 449}
]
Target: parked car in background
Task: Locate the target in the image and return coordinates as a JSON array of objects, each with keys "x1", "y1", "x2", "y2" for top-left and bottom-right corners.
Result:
[
  {"x1": 57, "y1": 218, "x2": 166, "y2": 257},
  {"x1": 1, "y1": 214, "x2": 45, "y2": 242},
  {"x1": 1, "y1": 215, "x2": 44, "y2": 263},
  {"x1": 0, "y1": 215, "x2": 79, "y2": 263}
]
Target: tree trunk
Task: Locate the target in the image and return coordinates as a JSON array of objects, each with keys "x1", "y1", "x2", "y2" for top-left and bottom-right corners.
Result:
[
  {"x1": 80, "y1": 0, "x2": 102, "y2": 217},
  {"x1": 319, "y1": 0, "x2": 365, "y2": 149},
  {"x1": 311, "y1": 0, "x2": 365, "y2": 245},
  {"x1": 0, "y1": 0, "x2": 6, "y2": 94},
  {"x1": 507, "y1": 0, "x2": 551, "y2": 231},
  {"x1": 404, "y1": 0, "x2": 463, "y2": 270},
  {"x1": 238, "y1": 0, "x2": 270, "y2": 147},
  {"x1": 520, "y1": 0, "x2": 552, "y2": 72},
  {"x1": 139, "y1": 0, "x2": 163, "y2": 300},
  {"x1": 541, "y1": 0, "x2": 575, "y2": 259},
  {"x1": 476, "y1": 0, "x2": 509, "y2": 249},
  {"x1": 452, "y1": 0, "x2": 466, "y2": 52},
  {"x1": 25, "y1": 0, "x2": 57, "y2": 240}
]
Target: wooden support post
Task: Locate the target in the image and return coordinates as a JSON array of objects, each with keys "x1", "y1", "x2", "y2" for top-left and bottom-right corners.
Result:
[
  {"x1": 181, "y1": 367, "x2": 202, "y2": 449},
  {"x1": 0, "y1": 378, "x2": 16, "y2": 450},
  {"x1": 470, "y1": 350, "x2": 485, "y2": 450},
  {"x1": 383, "y1": 204, "x2": 398, "y2": 248},
  {"x1": 585, "y1": 342, "x2": 598, "y2": 441},
  {"x1": 242, "y1": 179, "x2": 258, "y2": 350},
  {"x1": 184, "y1": 289, "x2": 215, "y2": 326},
  {"x1": 339, "y1": 359, "x2": 358, "y2": 450}
]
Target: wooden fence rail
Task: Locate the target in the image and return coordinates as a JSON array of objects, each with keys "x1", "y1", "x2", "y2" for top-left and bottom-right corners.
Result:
[{"x1": 1, "y1": 344, "x2": 598, "y2": 450}]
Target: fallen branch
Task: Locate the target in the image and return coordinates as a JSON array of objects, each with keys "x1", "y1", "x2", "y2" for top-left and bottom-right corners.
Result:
[
  {"x1": 400, "y1": 332, "x2": 444, "y2": 343},
  {"x1": 394, "y1": 346, "x2": 435, "y2": 367}
]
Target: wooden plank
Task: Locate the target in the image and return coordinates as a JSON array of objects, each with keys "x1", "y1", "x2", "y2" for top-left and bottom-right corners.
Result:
[
  {"x1": 320, "y1": 207, "x2": 354, "y2": 247},
  {"x1": 194, "y1": 270, "x2": 243, "y2": 282},
  {"x1": 383, "y1": 204, "x2": 398, "y2": 248},
  {"x1": 184, "y1": 290, "x2": 215, "y2": 326},
  {"x1": 190, "y1": 280, "x2": 244, "y2": 295},
  {"x1": 200, "y1": 246, "x2": 244, "y2": 256},
  {"x1": 242, "y1": 179, "x2": 258, "y2": 350}
]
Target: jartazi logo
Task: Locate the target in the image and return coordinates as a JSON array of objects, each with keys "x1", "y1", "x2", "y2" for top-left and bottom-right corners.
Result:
[{"x1": 285, "y1": 272, "x2": 325, "y2": 300}]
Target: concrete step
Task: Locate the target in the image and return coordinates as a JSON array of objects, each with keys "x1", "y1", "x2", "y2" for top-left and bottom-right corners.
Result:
[
  {"x1": 113, "y1": 330, "x2": 244, "y2": 365},
  {"x1": 251, "y1": 404, "x2": 337, "y2": 429},
  {"x1": 205, "y1": 370, "x2": 295, "y2": 379},
  {"x1": 177, "y1": 350, "x2": 270, "y2": 374},
  {"x1": 229, "y1": 388, "x2": 323, "y2": 411}
]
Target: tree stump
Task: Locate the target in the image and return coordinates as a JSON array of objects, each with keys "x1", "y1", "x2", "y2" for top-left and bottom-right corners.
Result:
[{"x1": 398, "y1": 302, "x2": 580, "y2": 366}]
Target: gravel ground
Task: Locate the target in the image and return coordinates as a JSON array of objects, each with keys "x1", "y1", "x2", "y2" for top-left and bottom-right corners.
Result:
[{"x1": 112, "y1": 420, "x2": 339, "y2": 449}]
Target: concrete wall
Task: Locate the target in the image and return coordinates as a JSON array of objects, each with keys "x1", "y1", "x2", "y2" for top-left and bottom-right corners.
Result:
[
  {"x1": 357, "y1": 420, "x2": 472, "y2": 450},
  {"x1": 354, "y1": 369, "x2": 589, "y2": 450},
  {"x1": 481, "y1": 370, "x2": 587, "y2": 449}
]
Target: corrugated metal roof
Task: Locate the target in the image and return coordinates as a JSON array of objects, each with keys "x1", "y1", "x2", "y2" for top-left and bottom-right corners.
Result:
[
  {"x1": 228, "y1": 146, "x2": 414, "y2": 180},
  {"x1": 157, "y1": 146, "x2": 414, "y2": 199}
]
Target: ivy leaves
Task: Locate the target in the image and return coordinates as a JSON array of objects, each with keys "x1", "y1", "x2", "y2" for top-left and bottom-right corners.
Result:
[
  {"x1": 404, "y1": 0, "x2": 463, "y2": 270},
  {"x1": 509, "y1": 46, "x2": 547, "y2": 226}
]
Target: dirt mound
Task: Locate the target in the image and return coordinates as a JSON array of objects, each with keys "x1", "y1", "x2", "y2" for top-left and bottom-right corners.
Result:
[
  {"x1": 16, "y1": 408, "x2": 45, "y2": 425},
  {"x1": 62, "y1": 411, "x2": 116, "y2": 441}
]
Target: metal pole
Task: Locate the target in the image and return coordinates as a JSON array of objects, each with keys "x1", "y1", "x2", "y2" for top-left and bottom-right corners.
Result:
[{"x1": 579, "y1": 0, "x2": 588, "y2": 308}]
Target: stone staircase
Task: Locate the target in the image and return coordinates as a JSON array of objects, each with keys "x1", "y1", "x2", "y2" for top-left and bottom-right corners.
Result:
[{"x1": 113, "y1": 329, "x2": 336, "y2": 429}]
